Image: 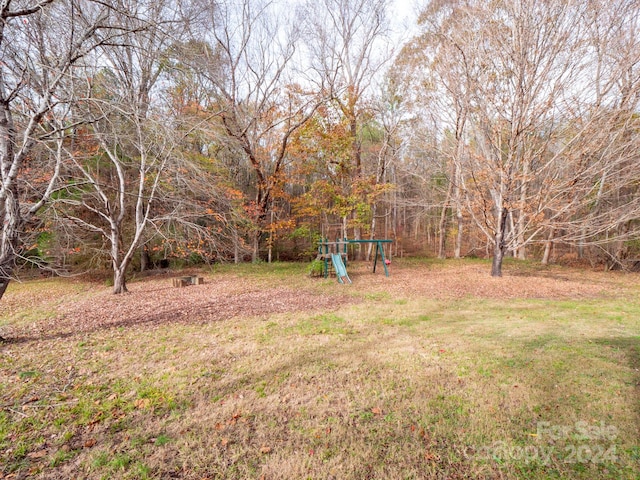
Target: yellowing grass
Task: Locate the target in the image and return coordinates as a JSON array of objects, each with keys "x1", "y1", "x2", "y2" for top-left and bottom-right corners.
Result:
[{"x1": 1, "y1": 260, "x2": 638, "y2": 479}]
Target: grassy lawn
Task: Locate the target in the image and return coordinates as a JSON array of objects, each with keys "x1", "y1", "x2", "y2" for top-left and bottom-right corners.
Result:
[{"x1": 0, "y1": 259, "x2": 639, "y2": 479}]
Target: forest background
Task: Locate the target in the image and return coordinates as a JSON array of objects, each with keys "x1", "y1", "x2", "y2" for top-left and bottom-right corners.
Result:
[{"x1": 2, "y1": 0, "x2": 640, "y2": 298}]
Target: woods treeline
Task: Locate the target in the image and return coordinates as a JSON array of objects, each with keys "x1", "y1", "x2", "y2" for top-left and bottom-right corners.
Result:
[{"x1": 1, "y1": 0, "x2": 639, "y2": 299}]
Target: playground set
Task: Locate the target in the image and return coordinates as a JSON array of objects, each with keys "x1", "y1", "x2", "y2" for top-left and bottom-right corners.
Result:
[{"x1": 316, "y1": 228, "x2": 393, "y2": 283}]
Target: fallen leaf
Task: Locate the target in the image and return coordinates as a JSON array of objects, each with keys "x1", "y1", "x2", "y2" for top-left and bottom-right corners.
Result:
[
  {"x1": 27, "y1": 450, "x2": 47, "y2": 459},
  {"x1": 371, "y1": 407, "x2": 382, "y2": 415},
  {"x1": 260, "y1": 446, "x2": 272, "y2": 454},
  {"x1": 425, "y1": 451, "x2": 438, "y2": 461},
  {"x1": 84, "y1": 438, "x2": 97, "y2": 448},
  {"x1": 134, "y1": 398, "x2": 151, "y2": 409}
]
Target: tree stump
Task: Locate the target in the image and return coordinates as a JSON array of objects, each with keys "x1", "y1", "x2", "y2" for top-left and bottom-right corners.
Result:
[
  {"x1": 172, "y1": 276, "x2": 204, "y2": 287},
  {"x1": 172, "y1": 278, "x2": 190, "y2": 288}
]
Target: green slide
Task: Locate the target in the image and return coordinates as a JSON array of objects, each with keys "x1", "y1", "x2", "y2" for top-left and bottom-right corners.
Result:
[{"x1": 330, "y1": 253, "x2": 351, "y2": 284}]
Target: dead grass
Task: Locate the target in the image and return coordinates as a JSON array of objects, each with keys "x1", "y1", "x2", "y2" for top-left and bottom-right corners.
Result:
[{"x1": 0, "y1": 258, "x2": 639, "y2": 479}]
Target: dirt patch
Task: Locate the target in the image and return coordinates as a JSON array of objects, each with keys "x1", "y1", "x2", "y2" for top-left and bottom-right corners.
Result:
[{"x1": 4, "y1": 276, "x2": 354, "y2": 343}]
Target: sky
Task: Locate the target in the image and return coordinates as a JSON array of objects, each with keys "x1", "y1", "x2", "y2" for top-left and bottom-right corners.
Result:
[{"x1": 390, "y1": 0, "x2": 421, "y2": 42}]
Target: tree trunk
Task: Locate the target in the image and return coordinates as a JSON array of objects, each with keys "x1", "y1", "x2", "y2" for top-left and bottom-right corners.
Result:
[
  {"x1": 515, "y1": 212, "x2": 526, "y2": 260},
  {"x1": 452, "y1": 140, "x2": 465, "y2": 259},
  {"x1": 454, "y1": 204, "x2": 463, "y2": 259},
  {"x1": 438, "y1": 166, "x2": 455, "y2": 259},
  {"x1": 113, "y1": 267, "x2": 128, "y2": 294},
  {"x1": 491, "y1": 208, "x2": 509, "y2": 277},
  {"x1": 578, "y1": 226, "x2": 586, "y2": 259},
  {"x1": 367, "y1": 202, "x2": 378, "y2": 261},
  {"x1": 613, "y1": 221, "x2": 630, "y2": 265},
  {"x1": 111, "y1": 229, "x2": 128, "y2": 294},
  {"x1": 516, "y1": 224, "x2": 526, "y2": 259},
  {"x1": 508, "y1": 211, "x2": 517, "y2": 258},
  {"x1": 233, "y1": 227, "x2": 240, "y2": 264},
  {"x1": 516, "y1": 161, "x2": 530, "y2": 260},
  {"x1": 140, "y1": 245, "x2": 150, "y2": 272},
  {"x1": 0, "y1": 188, "x2": 21, "y2": 303},
  {"x1": 267, "y1": 210, "x2": 274, "y2": 263},
  {"x1": 0, "y1": 278, "x2": 10, "y2": 304},
  {"x1": 252, "y1": 230, "x2": 260, "y2": 262},
  {"x1": 491, "y1": 241, "x2": 506, "y2": 277},
  {"x1": 0, "y1": 79, "x2": 19, "y2": 307},
  {"x1": 517, "y1": 244, "x2": 526, "y2": 259},
  {"x1": 542, "y1": 228, "x2": 554, "y2": 265},
  {"x1": 353, "y1": 224, "x2": 363, "y2": 260},
  {"x1": 437, "y1": 201, "x2": 450, "y2": 259}
]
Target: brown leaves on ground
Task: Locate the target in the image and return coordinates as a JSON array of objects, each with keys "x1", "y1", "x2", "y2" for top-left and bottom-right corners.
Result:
[
  {"x1": 2, "y1": 260, "x2": 621, "y2": 344},
  {"x1": 4, "y1": 275, "x2": 354, "y2": 342},
  {"x1": 348, "y1": 260, "x2": 616, "y2": 300}
]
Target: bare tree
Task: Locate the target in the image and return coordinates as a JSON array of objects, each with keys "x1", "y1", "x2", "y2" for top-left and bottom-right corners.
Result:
[
  {"x1": 51, "y1": 0, "x2": 196, "y2": 293},
  {"x1": 368, "y1": 75, "x2": 405, "y2": 254},
  {"x1": 398, "y1": 8, "x2": 473, "y2": 259},
  {"x1": 416, "y1": 0, "x2": 587, "y2": 275},
  {"x1": 181, "y1": 0, "x2": 320, "y2": 262},
  {"x1": 409, "y1": 0, "x2": 640, "y2": 276},
  {"x1": 543, "y1": 0, "x2": 640, "y2": 267},
  {"x1": 0, "y1": 0, "x2": 137, "y2": 306},
  {"x1": 303, "y1": 0, "x2": 390, "y2": 176},
  {"x1": 302, "y1": 0, "x2": 392, "y2": 245}
]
